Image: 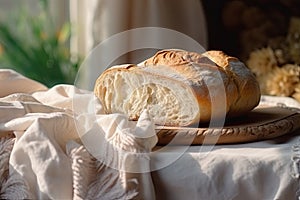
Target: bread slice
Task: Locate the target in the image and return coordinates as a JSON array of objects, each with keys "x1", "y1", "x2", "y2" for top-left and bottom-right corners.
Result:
[{"x1": 94, "y1": 49, "x2": 260, "y2": 126}]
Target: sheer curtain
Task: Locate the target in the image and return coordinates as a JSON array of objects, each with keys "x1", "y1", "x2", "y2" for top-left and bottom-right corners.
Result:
[
  {"x1": 70, "y1": 0, "x2": 208, "y2": 88},
  {"x1": 70, "y1": 0, "x2": 207, "y2": 56}
]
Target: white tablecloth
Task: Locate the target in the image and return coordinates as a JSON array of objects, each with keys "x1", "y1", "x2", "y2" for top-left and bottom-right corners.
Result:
[
  {"x1": 151, "y1": 134, "x2": 300, "y2": 199},
  {"x1": 150, "y1": 96, "x2": 300, "y2": 200},
  {"x1": 0, "y1": 69, "x2": 299, "y2": 200}
]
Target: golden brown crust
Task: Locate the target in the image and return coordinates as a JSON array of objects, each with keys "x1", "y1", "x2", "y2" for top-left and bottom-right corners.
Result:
[
  {"x1": 143, "y1": 49, "x2": 216, "y2": 67},
  {"x1": 201, "y1": 50, "x2": 239, "y2": 68}
]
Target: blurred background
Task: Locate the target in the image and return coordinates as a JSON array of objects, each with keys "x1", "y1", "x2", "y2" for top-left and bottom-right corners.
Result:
[
  {"x1": 0, "y1": 0, "x2": 299, "y2": 101},
  {"x1": 0, "y1": 0, "x2": 76, "y2": 87}
]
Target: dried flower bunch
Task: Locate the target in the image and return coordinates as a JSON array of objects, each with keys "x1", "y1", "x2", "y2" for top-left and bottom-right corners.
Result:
[{"x1": 246, "y1": 17, "x2": 300, "y2": 102}]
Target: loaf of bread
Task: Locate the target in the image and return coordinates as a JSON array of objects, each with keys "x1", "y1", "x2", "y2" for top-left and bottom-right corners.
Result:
[{"x1": 94, "y1": 49, "x2": 260, "y2": 126}]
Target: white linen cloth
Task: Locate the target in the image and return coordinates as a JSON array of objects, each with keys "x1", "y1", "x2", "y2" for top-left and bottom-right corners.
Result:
[
  {"x1": 0, "y1": 69, "x2": 299, "y2": 199},
  {"x1": 0, "y1": 69, "x2": 157, "y2": 199}
]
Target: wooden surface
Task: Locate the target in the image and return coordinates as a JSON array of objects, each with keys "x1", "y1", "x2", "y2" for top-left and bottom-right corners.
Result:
[{"x1": 155, "y1": 106, "x2": 300, "y2": 145}]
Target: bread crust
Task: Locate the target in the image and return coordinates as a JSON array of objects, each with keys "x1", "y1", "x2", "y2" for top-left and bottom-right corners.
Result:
[{"x1": 94, "y1": 49, "x2": 261, "y2": 126}]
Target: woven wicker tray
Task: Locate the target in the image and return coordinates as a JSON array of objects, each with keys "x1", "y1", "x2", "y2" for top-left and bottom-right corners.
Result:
[{"x1": 155, "y1": 106, "x2": 300, "y2": 145}]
